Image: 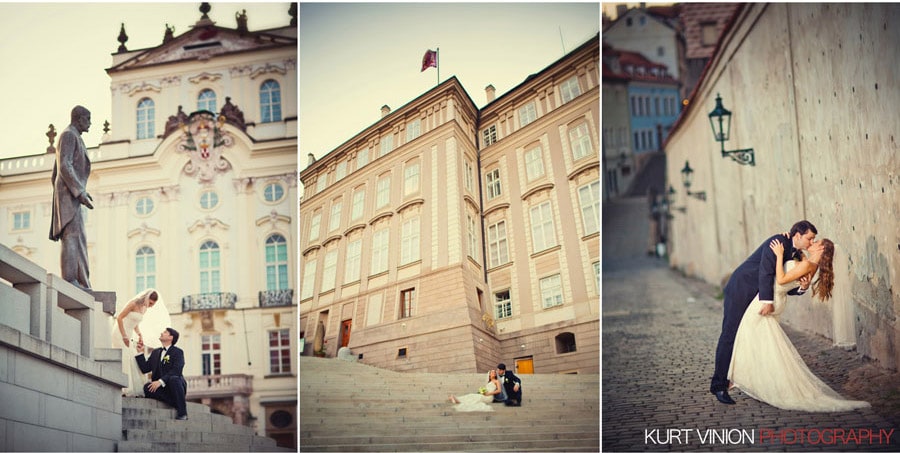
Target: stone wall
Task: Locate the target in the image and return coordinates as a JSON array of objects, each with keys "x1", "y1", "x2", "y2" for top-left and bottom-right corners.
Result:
[
  {"x1": 664, "y1": 4, "x2": 900, "y2": 369},
  {"x1": 0, "y1": 244, "x2": 128, "y2": 451}
]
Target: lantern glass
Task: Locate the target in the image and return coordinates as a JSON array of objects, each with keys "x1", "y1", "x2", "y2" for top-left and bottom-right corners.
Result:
[
  {"x1": 681, "y1": 161, "x2": 694, "y2": 189},
  {"x1": 708, "y1": 94, "x2": 732, "y2": 142}
]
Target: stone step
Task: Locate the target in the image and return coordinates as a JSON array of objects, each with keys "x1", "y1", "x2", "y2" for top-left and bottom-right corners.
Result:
[
  {"x1": 298, "y1": 423, "x2": 600, "y2": 437},
  {"x1": 299, "y1": 430, "x2": 598, "y2": 445},
  {"x1": 298, "y1": 437, "x2": 600, "y2": 452},
  {"x1": 119, "y1": 394, "x2": 292, "y2": 452}
]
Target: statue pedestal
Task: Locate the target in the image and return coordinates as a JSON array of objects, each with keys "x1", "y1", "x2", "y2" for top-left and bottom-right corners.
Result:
[{"x1": 88, "y1": 290, "x2": 116, "y2": 315}]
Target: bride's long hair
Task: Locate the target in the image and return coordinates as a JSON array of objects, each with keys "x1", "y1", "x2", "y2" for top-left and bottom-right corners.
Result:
[{"x1": 812, "y1": 239, "x2": 834, "y2": 302}]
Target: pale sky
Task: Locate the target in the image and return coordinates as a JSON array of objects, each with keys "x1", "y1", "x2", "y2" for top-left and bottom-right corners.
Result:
[
  {"x1": 0, "y1": 2, "x2": 294, "y2": 160},
  {"x1": 298, "y1": 2, "x2": 600, "y2": 169}
]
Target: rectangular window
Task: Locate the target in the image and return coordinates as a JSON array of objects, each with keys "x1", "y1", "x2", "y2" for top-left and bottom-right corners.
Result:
[
  {"x1": 268, "y1": 329, "x2": 291, "y2": 374},
  {"x1": 579, "y1": 180, "x2": 601, "y2": 235},
  {"x1": 351, "y1": 189, "x2": 365, "y2": 222},
  {"x1": 560, "y1": 76, "x2": 582, "y2": 103},
  {"x1": 569, "y1": 122, "x2": 593, "y2": 160},
  {"x1": 466, "y1": 214, "x2": 478, "y2": 260},
  {"x1": 482, "y1": 124, "x2": 497, "y2": 147},
  {"x1": 464, "y1": 160, "x2": 474, "y2": 192},
  {"x1": 524, "y1": 145, "x2": 545, "y2": 181},
  {"x1": 300, "y1": 259, "x2": 316, "y2": 300},
  {"x1": 371, "y1": 229, "x2": 389, "y2": 275},
  {"x1": 321, "y1": 249, "x2": 338, "y2": 292},
  {"x1": 540, "y1": 274, "x2": 563, "y2": 309},
  {"x1": 265, "y1": 235, "x2": 289, "y2": 291},
  {"x1": 335, "y1": 161, "x2": 347, "y2": 181},
  {"x1": 308, "y1": 212, "x2": 321, "y2": 242},
  {"x1": 376, "y1": 175, "x2": 391, "y2": 209},
  {"x1": 631, "y1": 96, "x2": 638, "y2": 116},
  {"x1": 654, "y1": 97, "x2": 661, "y2": 116},
  {"x1": 404, "y1": 162, "x2": 420, "y2": 196},
  {"x1": 494, "y1": 290, "x2": 512, "y2": 319},
  {"x1": 329, "y1": 200, "x2": 342, "y2": 232},
  {"x1": 593, "y1": 261, "x2": 600, "y2": 292},
  {"x1": 380, "y1": 134, "x2": 394, "y2": 157},
  {"x1": 399, "y1": 288, "x2": 416, "y2": 319},
  {"x1": 201, "y1": 334, "x2": 221, "y2": 375},
  {"x1": 486, "y1": 169, "x2": 502, "y2": 200},
  {"x1": 315, "y1": 175, "x2": 327, "y2": 194},
  {"x1": 400, "y1": 217, "x2": 420, "y2": 264},
  {"x1": 633, "y1": 131, "x2": 640, "y2": 150},
  {"x1": 518, "y1": 102, "x2": 537, "y2": 128},
  {"x1": 135, "y1": 248, "x2": 157, "y2": 293},
  {"x1": 357, "y1": 148, "x2": 370, "y2": 169},
  {"x1": 487, "y1": 220, "x2": 509, "y2": 268},
  {"x1": 344, "y1": 239, "x2": 362, "y2": 284},
  {"x1": 406, "y1": 119, "x2": 421, "y2": 143},
  {"x1": 12, "y1": 211, "x2": 30, "y2": 231},
  {"x1": 530, "y1": 201, "x2": 557, "y2": 252}
]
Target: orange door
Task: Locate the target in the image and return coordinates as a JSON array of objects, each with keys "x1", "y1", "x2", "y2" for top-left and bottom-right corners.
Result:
[
  {"x1": 515, "y1": 357, "x2": 534, "y2": 374},
  {"x1": 340, "y1": 319, "x2": 352, "y2": 347}
]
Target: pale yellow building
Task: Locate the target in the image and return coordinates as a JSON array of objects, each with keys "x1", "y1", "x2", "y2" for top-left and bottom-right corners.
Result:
[
  {"x1": 0, "y1": 6, "x2": 297, "y2": 448},
  {"x1": 299, "y1": 35, "x2": 599, "y2": 375}
]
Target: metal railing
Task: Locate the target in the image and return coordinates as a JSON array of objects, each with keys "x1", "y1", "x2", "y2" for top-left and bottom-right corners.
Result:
[
  {"x1": 181, "y1": 292, "x2": 237, "y2": 312},
  {"x1": 258, "y1": 289, "x2": 294, "y2": 307}
]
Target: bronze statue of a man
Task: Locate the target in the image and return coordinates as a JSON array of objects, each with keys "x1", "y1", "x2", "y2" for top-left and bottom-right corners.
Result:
[{"x1": 49, "y1": 105, "x2": 94, "y2": 290}]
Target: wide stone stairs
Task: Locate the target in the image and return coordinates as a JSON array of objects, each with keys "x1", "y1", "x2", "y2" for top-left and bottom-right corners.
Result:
[
  {"x1": 117, "y1": 398, "x2": 292, "y2": 452},
  {"x1": 299, "y1": 356, "x2": 599, "y2": 451}
]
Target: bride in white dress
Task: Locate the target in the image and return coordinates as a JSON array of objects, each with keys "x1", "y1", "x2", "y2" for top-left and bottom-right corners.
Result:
[
  {"x1": 111, "y1": 288, "x2": 169, "y2": 396},
  {"x1": 449, "y1": 370, "x2": 503, "y2": 412},
  {"x1": 728, "y1": 239, "x2": 870, "y2": 412}
]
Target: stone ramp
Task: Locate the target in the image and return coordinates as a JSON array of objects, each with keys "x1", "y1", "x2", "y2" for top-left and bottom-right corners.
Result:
[
  {"x1": 299, "y1": 356, "x2": 599, "y2": 452},
  {"x1": 118, "y1": 398, "x2": 292, "y2": 452}
]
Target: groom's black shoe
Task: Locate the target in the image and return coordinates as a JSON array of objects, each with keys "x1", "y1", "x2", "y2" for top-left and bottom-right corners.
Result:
[
  {"x1": 176, "y1": 414, "x2": 189, "y2": 420},
  {"x1": 714, "y1": 390, "x2": 736, "y2": 405}
]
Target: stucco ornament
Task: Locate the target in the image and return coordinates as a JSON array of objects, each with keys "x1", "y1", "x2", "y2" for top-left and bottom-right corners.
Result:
[{"x1": 177, "y1": 111, "x2": 232, "y2": 182}]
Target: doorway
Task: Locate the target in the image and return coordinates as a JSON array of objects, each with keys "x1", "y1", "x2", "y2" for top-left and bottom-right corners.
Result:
[
  {"x1": 515, "y1": 356, "x2": 534, "y2": 374},
  {"x1": 340, "y1": 319, "x2": 352, "y2": 348}
]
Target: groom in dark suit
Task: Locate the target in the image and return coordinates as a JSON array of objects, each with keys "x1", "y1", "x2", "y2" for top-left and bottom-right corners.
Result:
[
  {"x1": 495, "y1": 363, "x2": 523, "y2": 406},
  {"x1": 136, "y1": 327, "x2": 189, "y2": 419},
  {"x1": 710, "y1": 220, "x2": 817, "y2": 404}
]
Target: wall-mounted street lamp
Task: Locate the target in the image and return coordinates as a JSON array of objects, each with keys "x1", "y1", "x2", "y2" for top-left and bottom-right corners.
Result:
[
  {"x1": 681, "y1": 161, "x2": 707, "y2": 201},
  {"x1": 663, "y1": 185, "x2": 685, "y2": 214},
  {"x1": 708, "y1": 93, "x2": 755, "y2": 166}
]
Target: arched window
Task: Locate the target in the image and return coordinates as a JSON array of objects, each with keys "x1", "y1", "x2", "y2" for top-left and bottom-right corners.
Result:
[
  {"x1": 199, "y1": 240, "x2": 221, "y2": 293},
  {"x1": 198, "y1": 89, "x2": 217, "y2": 112},
  {"x1": 266, "y1": 234, "x2": 289, "y2": 291},
  {"x1": 555, "y1": 332, "x2": 577, "y2": 354},
  {"x1": 135, "y1": 246, "x2": 156, "y2": 292},
  {"x1": 260, "y1": 80, "x2": 282, "y2": 123},
  {"x1": 136, "y1": 98, "x2": 155, "y2": 139}
]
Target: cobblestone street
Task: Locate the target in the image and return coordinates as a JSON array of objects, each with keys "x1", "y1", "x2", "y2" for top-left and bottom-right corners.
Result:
[{"x1": 602, "y1": 197, "x2": 900, "y2": 452}]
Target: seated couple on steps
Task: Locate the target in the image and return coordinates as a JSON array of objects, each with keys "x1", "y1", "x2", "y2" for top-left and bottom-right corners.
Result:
[{"x1": 448, "y1": 363, "x2": 523, "y2": 412}]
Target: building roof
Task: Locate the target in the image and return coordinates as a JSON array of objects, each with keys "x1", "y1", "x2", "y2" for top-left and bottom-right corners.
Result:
[
  {"x1": 679, "y1": 2, "x2": 741, "y2": 59},
  {"x1": 107, "y1": 15, "x2": 295, "y2": 74},
  {"x1": 602, "y1": 44, "x2": 678, "y2": 85}
]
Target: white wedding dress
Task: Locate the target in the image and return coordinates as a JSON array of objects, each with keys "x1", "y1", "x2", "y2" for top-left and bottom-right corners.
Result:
[
  {"x1": 728, "y1": 260, "x2": 871, "y2": 412},
  {"x1": 453, "y1": 381, "x2": 498, "y2": 412},
  {"x1": 111, "y1": 311, "x2": 149, "y2": 396}
]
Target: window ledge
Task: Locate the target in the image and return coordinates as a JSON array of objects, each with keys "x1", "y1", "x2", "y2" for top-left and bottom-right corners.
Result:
[
  {"x1": 368, "y1": 270, "x2": 389, "y2": 279},
  {"x1": 317, "y1": 288, "x2": 335, "y2": 297},
  {"x1": 581, "y1": 231, "x2": 599, "y2": 241},
  {"x1": 487, "y1": 261, "x2": 514, "y2": 272},
  {"x1": 398, "y1": 260, "x2": 422, "y2": 270},
  {"x1": 531, "y1": 244, "x2": 561, "y2": 259}
]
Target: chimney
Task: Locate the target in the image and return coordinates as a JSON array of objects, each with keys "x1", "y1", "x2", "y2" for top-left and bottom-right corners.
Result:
[
  {"x1": 485, "y1": 84, "x2": 496, "y2": 103},
  {"x1": 307, "y1": 153, "x2": 316, "y2": 167},
  {"x1": 381, "y1": 105, "x2": 391, "y2": 118},
  {"x1": 616, "y1": 4, "x2": 627, "y2": 18}
]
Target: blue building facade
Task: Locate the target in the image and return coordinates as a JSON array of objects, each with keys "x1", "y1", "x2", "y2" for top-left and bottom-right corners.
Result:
[{"x1": 628, "y1": 82, "x2": 680, "y2": 154}]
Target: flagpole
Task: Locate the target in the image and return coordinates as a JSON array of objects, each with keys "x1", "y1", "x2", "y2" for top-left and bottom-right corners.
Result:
[{"x1": 436, "y1": 47, "x2": 440, "y2": 86}]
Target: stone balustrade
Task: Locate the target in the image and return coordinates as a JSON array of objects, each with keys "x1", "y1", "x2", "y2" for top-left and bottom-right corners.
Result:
[{"x1": 185, "y1": 373, "x2": 253, "y2": 399}]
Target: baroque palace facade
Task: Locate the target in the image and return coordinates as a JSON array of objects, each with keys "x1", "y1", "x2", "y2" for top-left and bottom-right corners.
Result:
[
  {"x1": 0, "y1": 6, "x2": 297, "y2": 448},
  {"x1": 299, "y1": 35, "x2": 599, "y2": 375}
]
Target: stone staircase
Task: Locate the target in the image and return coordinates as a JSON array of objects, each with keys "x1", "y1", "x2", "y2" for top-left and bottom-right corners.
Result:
[
  {"x1": 118, "y1": 398, "x2": 292, "y2": 452},
  {"x1": 299, "y1": 356, "x2": 599, "y2": 452}
]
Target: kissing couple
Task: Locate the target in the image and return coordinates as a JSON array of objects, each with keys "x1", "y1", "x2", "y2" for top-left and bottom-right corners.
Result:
[
  {"x1": 448, "y1": 363, "x2": 523, "y2": 411},
  {"x1": 710, "y1": 220, "x2": 870, "y2": 411}
]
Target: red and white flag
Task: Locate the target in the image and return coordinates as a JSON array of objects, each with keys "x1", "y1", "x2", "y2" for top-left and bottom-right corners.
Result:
[{"x1": 421, "y1": 49, "x2": 437, "y2": 72}]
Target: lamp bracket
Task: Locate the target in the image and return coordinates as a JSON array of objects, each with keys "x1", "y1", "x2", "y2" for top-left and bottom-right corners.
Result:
[{"x1": 722, "y1": 147, "x2": 755, "y2": 166}]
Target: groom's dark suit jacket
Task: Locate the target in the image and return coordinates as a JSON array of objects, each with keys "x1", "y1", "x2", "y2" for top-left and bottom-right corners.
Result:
[
  {"x1": 136, "y1": 345, "x2": 186, "y2": 389},
  {"x1": 724, "y1": 234, "x2": 804, "y2": 305}
]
